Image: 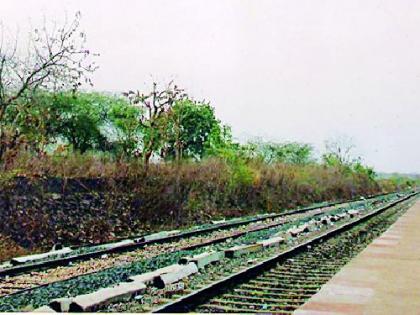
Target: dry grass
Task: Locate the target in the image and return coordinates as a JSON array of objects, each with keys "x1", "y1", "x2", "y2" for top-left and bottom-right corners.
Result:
[{"x1": 0, "y1": 234, "x2": 28, "y2": 262}]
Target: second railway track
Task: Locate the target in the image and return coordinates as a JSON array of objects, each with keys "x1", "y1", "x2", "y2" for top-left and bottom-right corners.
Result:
[{"x1": 0, "y1": 193, "x2": 380, "y2": 278}]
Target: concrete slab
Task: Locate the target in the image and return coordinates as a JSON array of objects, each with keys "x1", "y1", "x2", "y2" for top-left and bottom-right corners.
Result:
[
  {"x1": 153, "y1": 262, "x2": 198, "y2": 288},
  {"x1": 69, "y1": 281, "x2": 146, "y2": 312},
  {"x1": 11, "y1": 247, "x2": 72, "y2": 265},
  {"x1": 224, "y1": 244, "x2": 263, "y2": 258},
  {"x1": 179, "y1": 251, "x2": 224, "y2": 269},
  {"x1": 295, "y1": 199, "x2": 420, "y2": 315}
]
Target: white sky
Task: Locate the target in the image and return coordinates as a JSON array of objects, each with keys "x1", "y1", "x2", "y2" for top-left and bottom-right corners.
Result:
[{"x1": 2, "y1": 0, "x2": 420, "y2": 173}]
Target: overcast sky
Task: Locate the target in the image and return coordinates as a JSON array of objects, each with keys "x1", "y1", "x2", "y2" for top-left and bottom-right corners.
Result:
[{"x1": 2, "y1": 0, "x2": 420, "y2": 173}]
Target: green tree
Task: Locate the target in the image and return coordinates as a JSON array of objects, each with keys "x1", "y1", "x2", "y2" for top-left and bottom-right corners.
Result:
[
  {"x1": 164, "y1": 99, "x2": 223, "y2": 161},
  {"x1": 244, "y1": 141, "x2": 314, "y2": 165},
  {"x1": 8, "y1": 91, "x2": 145, "y2": 156},
  {"x1": 43, "y1": 92, "x2": 110, "y2": 153},
  {"x1": 106, "y1": 96, "x2": 141, "y2": 156},
  {"x1": 352, "y1": 160, "x2": 376, "y2": 181}
]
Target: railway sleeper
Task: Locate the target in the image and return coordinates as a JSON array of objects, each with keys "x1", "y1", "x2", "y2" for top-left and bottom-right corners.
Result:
[
  {"x1": 288, "y1": 224, "x2": 310, "y2": 237},
  {"x1": 257, "y1": 236, "x2": 285, "y2": 248},
  {"x1": 68, "y1": 281, "x2": 147, "y2": 312},
  {"x1": 272, "y1": 267, "x2": 336, "y2": 275},
  {"x1": 209, "y1": 299, "x2": 298, "y2": 312},
  {"x1": 99, "y1": 239, "x2": 135, "y2": 251},
  {"x1": 240, "y1": 283, "x2": 318, "y2": 293},
  {"x1": 249, "y1": 279, "x2": 322, "y2": 289},
  {"x1": 281, "y1": 261, "x2": 341, "y2": 269},
  {"x1": 266, "y1": 271, "x2": 332, "y2": 279},
  {"x1": 129, "y1": 264, "x2": 184, "y2": 285},
  {"x1": 233, "y1": 288, "x2": 313, "y2": 299},
  {"x1": 210, "y1": 219, "x2": 226, "y2": 225},
  {"x1": 281, "y1": 264, "x2": 341, "y2": 272},
  {"x1": 284, "y1": 256, "x2": 338, "y2": 262},
  {"x1": 199, "y1": 303, "x2": 275, "y2": 314},
  {"x1": 220, "y1": 294, "x2": 306, "y2": 305},
  {"x1": 224, "y1": 244, "x2": 263, "y2": 258},
  {"x1": 140, "y1": 230, "x2": 180, "y2": 242},
  {"x1": 10, "y1": 247, "x2": 73, "y2": 266},
  {"x1": 256, "y1": 276, "x2": 326, "y2": 285},
  {"x1": 179, "y1": 251, "x2": 224, "y2": 269},
  {"x1": 261, "y1": 273, "x2": 331, "y2": 280},
  {"x1": 153, "y1": 262, "x2": 198, "y2": 289}
]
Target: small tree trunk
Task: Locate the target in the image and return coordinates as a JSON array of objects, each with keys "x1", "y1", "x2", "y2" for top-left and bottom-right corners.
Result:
[{"x1": 144, "y1": 150, "x2": 152, "y2": 170}]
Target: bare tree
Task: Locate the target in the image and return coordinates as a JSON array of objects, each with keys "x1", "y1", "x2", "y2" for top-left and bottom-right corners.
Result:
[
  {"x1": 324, "y1": 135, "x2": 357, "y2": 166},
  {"x1": 0, "y1": 12, "x2": 98, "y2": 159},
  {"x1": 124, "y1": 82, "x2": 187, "y2": 167}
]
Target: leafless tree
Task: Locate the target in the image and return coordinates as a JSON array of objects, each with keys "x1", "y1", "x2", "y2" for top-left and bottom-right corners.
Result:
[
  {"x1": 0, "y1": 12, "x2": 98, "y2": 160},
  {"x1": 324, "y1": 135, "x2": 357, "y2": 166},
  {"x1": 124, "y1": 82, "x2": 187, "y2": 167}
]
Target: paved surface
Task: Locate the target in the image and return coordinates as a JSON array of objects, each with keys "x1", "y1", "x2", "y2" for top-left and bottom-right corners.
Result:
[{"x1": 294, "y1": 199, "x2": 420, "y2": 315}]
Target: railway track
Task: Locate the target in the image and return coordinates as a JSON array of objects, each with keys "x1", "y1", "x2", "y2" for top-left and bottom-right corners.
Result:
[
  {"x1": 147, "y1": 192, "x2": 417, "y2": 314},
  {"x1": 0, "y1": 192, "x2": 409, "y2": 312},
  {"x1": 0, "y1": 193, "x2": 394, "y2": 300},
  {"x1": 0, "y1": 193, "x2": 373, "y2": 277}
]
